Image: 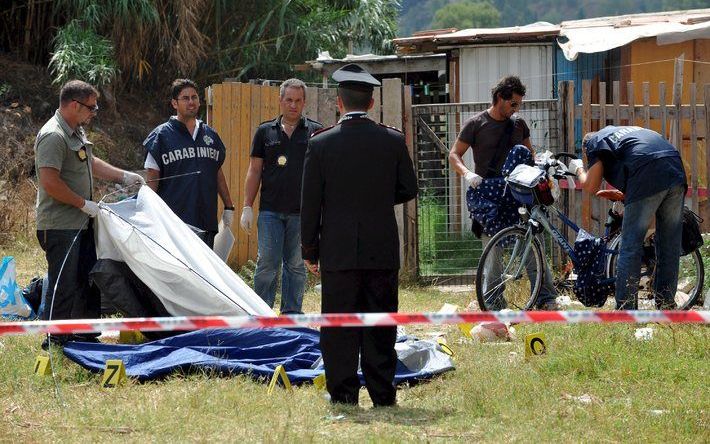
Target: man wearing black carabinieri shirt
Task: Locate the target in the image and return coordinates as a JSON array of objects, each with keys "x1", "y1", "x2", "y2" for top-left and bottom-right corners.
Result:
[
  {"x1": 240, "y1": 79, "x2": 322, "y2": 314},
  {"x1": 144, "y1": 79, "x2": 235, "y2": 248}
]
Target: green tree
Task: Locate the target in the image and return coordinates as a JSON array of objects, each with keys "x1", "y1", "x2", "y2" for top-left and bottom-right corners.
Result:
[
  {"x1": 661, "y1": 0, "x2": 709, "y2": 9},
  {"x1": 398, "y1": 0, "x2": 449, "y2": 36},
  {"x1": 1, "y1": 0, "x2": 400, "y2": 89},
  {"x1": 431, "y1": 0, "x2": 501, "y2": 30},
  {"x1": 203, "y1": 0, "x2": 400, "y2": 82}
]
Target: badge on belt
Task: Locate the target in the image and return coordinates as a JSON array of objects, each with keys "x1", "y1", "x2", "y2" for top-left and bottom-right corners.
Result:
[
  {"x1": 77, "y1": 147, "x2": 88, "y2": 162},
  {"x1": 277, "y1": 155, "x2": 287, "y2": 167}
]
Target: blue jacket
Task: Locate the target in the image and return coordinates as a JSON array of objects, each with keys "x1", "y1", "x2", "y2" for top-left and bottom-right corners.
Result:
[{"x1": 585, "y1": 126, "x2": 686, "y2": 203}]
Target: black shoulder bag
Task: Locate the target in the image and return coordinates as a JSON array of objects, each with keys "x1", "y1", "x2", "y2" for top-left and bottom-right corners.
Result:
[{"x1": 681, "y1": 206, "x2": 703, "y2": 255}]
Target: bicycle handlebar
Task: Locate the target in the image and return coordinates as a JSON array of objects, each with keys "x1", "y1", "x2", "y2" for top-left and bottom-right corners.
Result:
[{"x1": 551, "y1": 152, "x2": 579, "y2": 161}]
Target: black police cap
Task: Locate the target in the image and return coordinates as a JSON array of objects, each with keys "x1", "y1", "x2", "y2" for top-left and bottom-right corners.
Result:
[{"x1": 332, "y1": 64, "x2": 381, "y2": 91}]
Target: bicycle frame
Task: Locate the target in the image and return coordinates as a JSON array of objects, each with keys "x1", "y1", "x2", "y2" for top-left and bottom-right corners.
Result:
[
  {"x1": 524, "y1": 205, "x2": 581, "y2": 267},
  {"x1": 522, "y1": 204, "x2": 619, "y2": 286}
]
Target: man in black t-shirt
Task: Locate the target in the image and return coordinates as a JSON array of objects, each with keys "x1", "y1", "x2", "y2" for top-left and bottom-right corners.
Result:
[
  {"x1": 448, "y1": 76, "x2": 558, "y2": 310},
  {"x1": 240, "y1": 78, "x2": 322, "y2": 314}
]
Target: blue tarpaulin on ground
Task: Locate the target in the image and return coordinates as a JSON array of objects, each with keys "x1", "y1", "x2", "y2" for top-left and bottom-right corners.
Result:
[{"x1": 63, "y1": 327, "x2": 454, "y2": 384}]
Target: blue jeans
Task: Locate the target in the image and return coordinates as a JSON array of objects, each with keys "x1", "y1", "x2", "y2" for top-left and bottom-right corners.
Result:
[
  {"x1": 615, "y1": 185, "x2": 685, "y2": 309},
  {"x1": 253, "y1": 211, "x2": 307, "y2": 314}
]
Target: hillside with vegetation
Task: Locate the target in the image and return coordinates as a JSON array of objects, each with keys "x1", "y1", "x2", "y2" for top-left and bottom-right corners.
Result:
[
  {"x1": 398, "y1": 0, "x2": 709, "y2": 36},
  {"x1": 0, "y1": 0, "x2": 401, "y2": 242}
]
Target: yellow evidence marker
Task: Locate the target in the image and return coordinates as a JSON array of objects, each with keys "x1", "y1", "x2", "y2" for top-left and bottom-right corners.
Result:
[
  {"x1": 524, "y1": 332, "x2": 547, "y2": 358},
  {"x1": 33, "y1": 356, "x2": 51, "y2": 376},
  {"x1": 312, "y1": 373, "x2": 326, "y2": 390},
  {"x1": 437, "y1": 337, "x2": 454, "y2": 357},
  {"x1": 119, "y1": 330, "x2": 146, "y2": 344},
  {"x1": 267, "y1": 364, "x2": 293, "y2": 395},
  {"x1": 458, "y1": 323, "x2": 473, "y2": 338},
  {"x1": 101, "y1": 359, "x2": 127, "y2": 387}
]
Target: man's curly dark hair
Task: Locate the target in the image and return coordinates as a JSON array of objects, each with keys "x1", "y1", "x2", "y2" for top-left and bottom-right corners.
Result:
[{"x1": 491, "y1": 76, "x2": 526, "y2": 105}]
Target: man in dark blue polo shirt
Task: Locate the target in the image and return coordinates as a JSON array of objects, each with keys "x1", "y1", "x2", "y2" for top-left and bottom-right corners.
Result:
[
  {"x1": 570, "y1": 126, "x2": 687, "y2": 309},
  {"x1": 144, "y1": 79, "x2": 235, "y2": 248},
  {"x1": 240, "y1": 78, "x2": 322, "y2": 314}
]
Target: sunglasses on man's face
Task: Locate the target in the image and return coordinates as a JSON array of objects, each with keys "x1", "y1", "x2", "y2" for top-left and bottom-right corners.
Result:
[
  {"x1": 507, "y1": 99, "x2": 520, "y2": 109},
  {"x1": 74, "y1": 99, "x2": 99, "y2": 113},
  {"x1": 177, "y1": 95, "x2": 200, "y2": 103}
]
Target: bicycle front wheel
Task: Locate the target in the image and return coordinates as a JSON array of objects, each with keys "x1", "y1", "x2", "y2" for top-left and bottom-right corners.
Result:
[{"x1": 475, "y1": 226, "x2": 544, "y2": 311}]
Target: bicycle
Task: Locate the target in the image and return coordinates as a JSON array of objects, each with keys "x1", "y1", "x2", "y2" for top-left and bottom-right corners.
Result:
[{"x1": 474, "y1": 152, "x2": 704, "y2": 311}]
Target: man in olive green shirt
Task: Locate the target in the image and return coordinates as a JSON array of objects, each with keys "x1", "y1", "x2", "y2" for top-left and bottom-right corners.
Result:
[{"x1": 35, "y1": 80, "x2": 144, "y2": 349}]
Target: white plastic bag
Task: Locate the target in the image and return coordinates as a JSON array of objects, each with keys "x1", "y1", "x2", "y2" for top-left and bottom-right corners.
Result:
[
  {"x1": 507, "y1": 164, "x2": 545, "y2": 189},
  {"x1": 0, "y1": 257, "x2": 32, "y2": 319},
  {"x1": 213, "y1": 220, "x2": 235, "y2": 262}
]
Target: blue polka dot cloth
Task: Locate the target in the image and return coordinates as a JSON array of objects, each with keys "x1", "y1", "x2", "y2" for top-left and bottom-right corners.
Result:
[
  {"x1": 466, "y1": 145, "x2": 533, "y2": 236},
  {"x1": 572, "y1": 228, "x2": 615, "y2": 307}
]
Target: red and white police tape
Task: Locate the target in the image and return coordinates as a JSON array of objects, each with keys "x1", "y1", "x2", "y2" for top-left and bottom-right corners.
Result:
[{"x1": 0, "y1": 311, "x2": 708, "y2": 336}]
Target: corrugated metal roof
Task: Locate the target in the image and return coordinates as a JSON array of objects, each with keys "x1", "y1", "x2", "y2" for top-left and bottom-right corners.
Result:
[
  {"x1": 304, "y1": 52, "x2": 446, "y2": 77},
  {"x1": 309, "y1": 52, "x2": 444, "y2": 64},
  {"x1": 559, "y1": 8, "x2": 710, "y2": 29},
  {"x1": 393, "y1": 22, "x2": 560, "y2": 53},
  {"x1": 394, "y1": 9, "x2": 710, "y2": 56},
  {"x1": 559, "y1": 8, "x2": 710, "y2": 60}
]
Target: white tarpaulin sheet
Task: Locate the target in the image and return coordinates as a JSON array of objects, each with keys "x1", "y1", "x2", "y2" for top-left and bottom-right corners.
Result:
[
  {"x1": 559, "y1": 11, "x2": 710, "y2": 61},
  {"x1": 94, "y1": 187, "x2": 274, "y2": 317}
]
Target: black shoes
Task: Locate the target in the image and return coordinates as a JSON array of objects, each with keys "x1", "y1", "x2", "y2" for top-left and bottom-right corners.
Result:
[
  {"x1": 537, "y1": 300, "x2": 560, "y2": 311},
  {"x1": 40, "y1": 335, "x2": 69, "y2": 350},
  {"x1": 40, "y1": 334, "x2": 101, "y2": 350}
]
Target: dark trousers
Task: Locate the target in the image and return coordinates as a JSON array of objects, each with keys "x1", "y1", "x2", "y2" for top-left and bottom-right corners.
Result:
[
  {"x1": 203, "y1": 231, "x2": 216, "y2": 249},
  {"x1": 194, "y1": 229, "x2": 216, "y2": 249},
  {"x1": 320, "y1": 269, "x2": 398, "y2": 406},
  {"x1": 37, "y1": 228, "x2": 100, "y2": 339}
]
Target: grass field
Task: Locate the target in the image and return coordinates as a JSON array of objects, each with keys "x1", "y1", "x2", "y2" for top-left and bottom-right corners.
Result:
[{"x1": 1, "y1": 235, "x2": 709, "y2": 442}]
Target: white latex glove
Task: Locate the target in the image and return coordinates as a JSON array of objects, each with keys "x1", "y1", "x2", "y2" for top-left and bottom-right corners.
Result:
[
  {"x1": 568, "y1": 159, "x2": 584, "y2": 175},
  {"x1": 464, "y1": 171, "x2": 483, "y2": 189},
  {"x1": 240, "y1": 206, "x2": 253, "y2": 233},
  {"x1": 222, "y1": 208, "x2": 235, "y2": 227},
  {"x1": 122, "y1": 171, "x2": 146, "y2": 186},
  {"x1": 80, "y1": 200, "x2": 100, "y2": 217}
]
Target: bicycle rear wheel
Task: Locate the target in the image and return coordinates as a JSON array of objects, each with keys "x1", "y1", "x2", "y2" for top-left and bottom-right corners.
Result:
[
  {"x1": 605, "y1": 233, "x2": 704, "y2": 309},
  {"x1": 475, "y1": 226, "x2": 544, "y2": 311}
]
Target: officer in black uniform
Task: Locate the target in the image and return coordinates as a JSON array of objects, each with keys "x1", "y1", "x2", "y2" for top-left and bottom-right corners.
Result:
[{"x1": 301, "y1": 64, "x2": 418, "y2": 407}]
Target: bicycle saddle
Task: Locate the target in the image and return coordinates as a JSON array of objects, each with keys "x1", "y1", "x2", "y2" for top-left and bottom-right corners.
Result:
[{"x1": 596, "y1": 189, "x2": 625, "y2": 202}]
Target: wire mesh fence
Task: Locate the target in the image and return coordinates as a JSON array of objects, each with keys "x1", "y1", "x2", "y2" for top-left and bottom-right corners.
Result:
[{"x1": 413, "y1": 100, "x2": 560, "y2": 282}]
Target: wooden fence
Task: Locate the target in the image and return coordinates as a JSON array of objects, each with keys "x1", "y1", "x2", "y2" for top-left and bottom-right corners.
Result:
[
  {"x1": 558, "y1": 80, "x2": 709, "y2": 241},
  {"x1": 205, "y1": 81, "x2": 416, "y2": 272}
]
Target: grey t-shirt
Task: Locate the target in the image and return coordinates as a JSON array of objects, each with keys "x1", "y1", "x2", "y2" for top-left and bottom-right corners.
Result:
[
  {"x1": 34, "y1": 110, "x2": 94, "y2": 230},
  {"x1": 457, "y1": 111, "x2": 530, "y2": 177}
]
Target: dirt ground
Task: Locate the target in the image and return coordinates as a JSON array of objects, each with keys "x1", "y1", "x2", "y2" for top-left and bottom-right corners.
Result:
[{"x1": 0, "y1": 52, "x2": 169, "y2": 243}]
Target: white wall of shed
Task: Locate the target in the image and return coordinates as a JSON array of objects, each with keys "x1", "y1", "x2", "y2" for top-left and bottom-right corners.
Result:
[{"x1": 453, "y1": 44, "x2": 555, "y2": 232}]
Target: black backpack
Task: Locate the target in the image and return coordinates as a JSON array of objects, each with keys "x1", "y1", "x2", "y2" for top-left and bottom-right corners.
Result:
[
  {"x1": 681, "y1": 207, "x2": 703, "y2": 256},
  {"x1": 21, "y1": 276, "x2": 44, "y2": 316}
]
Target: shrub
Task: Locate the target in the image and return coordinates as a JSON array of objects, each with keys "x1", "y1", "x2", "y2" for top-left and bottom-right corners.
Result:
[{"x1": 49, "y1": 20, "x2": 119, "y2": 87}]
